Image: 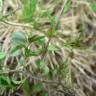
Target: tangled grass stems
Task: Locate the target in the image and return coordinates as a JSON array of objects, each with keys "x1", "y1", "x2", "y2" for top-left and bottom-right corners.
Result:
[{"x1": 0, "y1": 0, "x2": 96, "y2": 96}]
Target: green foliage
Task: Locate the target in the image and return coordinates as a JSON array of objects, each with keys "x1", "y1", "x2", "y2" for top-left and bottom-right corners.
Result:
[
  {"x1": 11, "y1": 49, "x2": 21, "y2": 57},
  {"x1": 0, "y1": 75, "x2": 26, "y2": 95},
  {"x1": 0, "y1": 0, "x2": 3, "y2": 16},
  {"x1": 11, "y1": 32, "x2": 27, "y2": 58},
  {"x1": 25, "y1": 48, "x2": 41, "y2": 57},
  {"x1": 48, "y1": 44, "x2": 59, "y2": 51},
  {"x1": 0, "y1": 0, "x2": 81, "y2": 95},
  {"x1": 36, "y1": 60, "x2": 49, "y2": 75},
  {"x1": 0, "y1": 76, "x2": 24, "y2": 88},
  {"x1": 0, "y1": 51, "x2": 6, "y2": 60},
  {"x1": 22, "y1": 0, "x2": 37, "y2": 22},
  {"x1": 0, "y1": 76, "x2": 12, "y2": 88},
  {"x1": 28, "y1": 35, "x2": 45, "y2": 43},
  {"x1": 11, "y1": 32, "x2": 27, "y2": 46},
  {"x1": 36, "y1": 36, "x2": 45, "y2": 46},
  {"x1": 11, "y1": 77, "x2": 25, "y2": 85},
  {"x1": 42, "y1": 92, "x2": 49, "y2": 96},
  {"x1": 32, "y1": 83, "x2": 44, "y2": 93},
  {"x1": 91, "y1": 3, "x2": 96, "y2": 12},
  {"x1": 11, "y1": 32, "x2": 46, "y2": 59},
  {"x1": 22, "y1": 79, "x2": 31, "y2": 96},
  {"x1": 18, "y1": 57, "x2": 25, "y2": 65},
  {"x1": 47, "y1": 12, "x2": 58, "y2": 37},
  {"x1": 63, "y1": 0, "x2": 71, "y2": 14}
]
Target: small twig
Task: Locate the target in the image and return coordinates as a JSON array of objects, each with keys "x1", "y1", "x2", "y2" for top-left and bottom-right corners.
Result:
[
  {"x1": 29, "y1": 75, "x2": 59, "y2": 84},
  {"x1": 0, "y1": 7, "x2": 21, "y2": 20},
  {"x1": 26, "y1": 72, "x2": 61, "y2": 85},
  {"x1": 0, "y1": 69, "x2": 60, "y2": 85},
  {"x1": 1, "y1": 20, "x2": 33, "y2": 28},
  {"x1": 56, "y1": 0, "x2": 68, "y2": 27},
  {"x1": 0, "y1": 69, "x2": 22, "y2": 74},
  {"x1": 0, "y1": 7, "x2": 33, "y2": 28}
]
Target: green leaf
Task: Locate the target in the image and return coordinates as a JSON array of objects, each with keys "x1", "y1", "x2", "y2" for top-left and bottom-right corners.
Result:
[
  {"x1": 11, "y1": 78, "x2": 25, "y2": 85},
  {"x1": 11, "y1": 32, "x2": 27, "y2": 46},
  {"x1": 19, "y1": 57, "x2": 26, "y2": 65},
  {"x1": 48, "y1": 44, "x2": 59, "y2": 51},
  {"x1": 25, "y1": 48, "x2": 40, "y2": 57},
  {"x1": 0, "y1": 76, "x2": 12, "y2": 87},
  {"x1": 50, "y1": 16, "x2": 57, "y2": 28},
  {"x1": 36, "y1": 60, "x2": 45, "y2": 68},
  {"x1": 0, "y1": 51, "x2": 6, "y2": 60},
  {"x1": 28, "y1": 35, "x2": 45, "y2": 43},
  {"x1": 11, "y1": 49, "x2": 21, "y2": 57},
  {"x1": 36, "y1": 60, "x2": 49, "y2": 75},
  {"x1": 43, "y1": 65, "x2": 49, "y2": 75},
  {"x1": 64, "y1": 0, "x2": 71, "y2": 14},
  {"x1": 47, "y1": 11, "x2": 60, "y2": 37},
  {"x1": 47, "y1": 12, "x2": 58, "y2": 28},
  {"x1": 22, "y1": 79, "x2": 31, "y2": 96},
  {"x1": 91, "y1": 3, "x2": 96, "y2": 12},
  {"x1": 42, "y1": 92, "x2": 49, "y2": 96},
  {"x1": 10, "y1": 45, "x2": 26, "y2": 57},
  {"x1": 32, "y1": 83, "x2": 43, "y2": 93},
  {"x1": 22, "y1": 0, "x2": 37, "y2": 22},
  {"x1": 0, "y1": 0, "x2": 3, "y2": 14},
  {"x1": 36, "y1": 36, "x2": 45, "y2": 46},
  {"x1": 11, "y1": 45, "x2": 25, "y2": 54}
]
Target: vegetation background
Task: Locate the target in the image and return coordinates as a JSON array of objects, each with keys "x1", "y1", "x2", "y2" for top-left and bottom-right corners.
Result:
[{"x1": 0, "y1": 0, "x2": 96, "y2": 96}]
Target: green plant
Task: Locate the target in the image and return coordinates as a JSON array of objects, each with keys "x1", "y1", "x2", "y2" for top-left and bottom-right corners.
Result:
[{"x1": 0, "y1": 0, "x2": 96, "y2": 96}]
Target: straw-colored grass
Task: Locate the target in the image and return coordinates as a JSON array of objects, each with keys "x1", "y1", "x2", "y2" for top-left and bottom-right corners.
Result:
[{"x1": 0, "y1": 0, "x2": 96, "y2": 96}]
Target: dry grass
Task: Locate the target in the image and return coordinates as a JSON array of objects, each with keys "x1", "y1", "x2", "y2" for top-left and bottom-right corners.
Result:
[{"x1": 0, "y1": 0, "x2": 96, "y2": 96}]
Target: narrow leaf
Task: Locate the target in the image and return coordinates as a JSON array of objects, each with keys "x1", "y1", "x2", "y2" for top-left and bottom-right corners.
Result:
[{"x1": 0, "y1": 51, "x2": 6, "y2": 60}]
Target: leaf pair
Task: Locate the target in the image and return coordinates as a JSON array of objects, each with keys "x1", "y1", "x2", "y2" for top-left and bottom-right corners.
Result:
[
  {"x1": 28, "y1": 35, "x2": 45, "y2": 43},
  {"x1": 11, "y1": 32, "x2": 45, "y2": 57}
]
